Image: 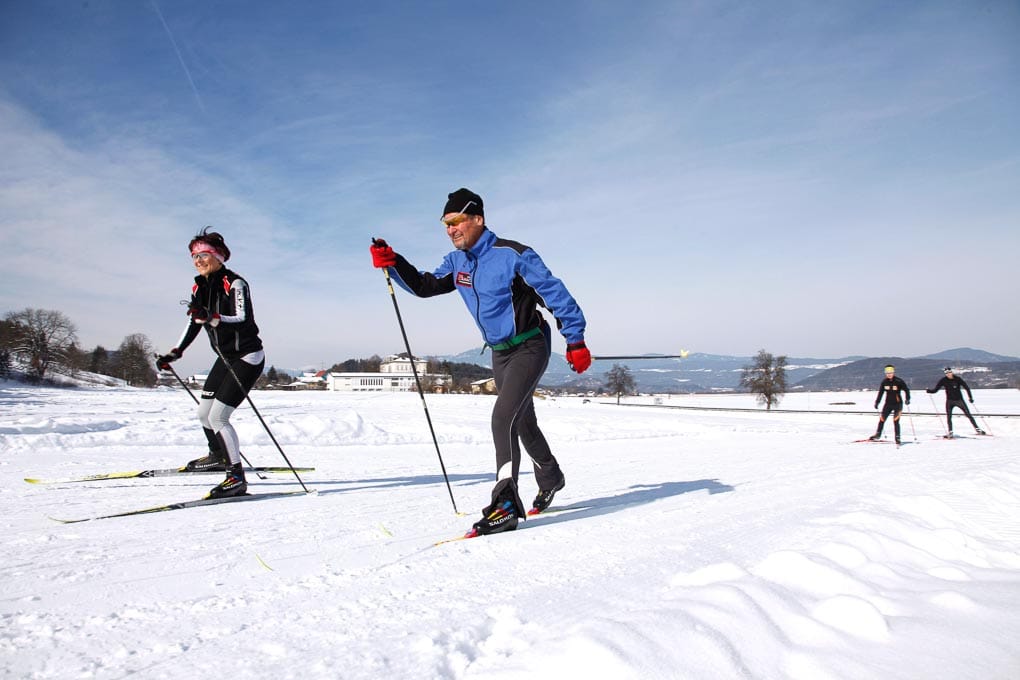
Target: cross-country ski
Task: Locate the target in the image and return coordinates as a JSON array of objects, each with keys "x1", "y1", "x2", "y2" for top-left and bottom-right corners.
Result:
[
  {"x1": 25, "y1": 466, "x2": 314, "y2": 485},
  {"x1": 49, "y1": 490, "x2": 314, "y2": 524}
]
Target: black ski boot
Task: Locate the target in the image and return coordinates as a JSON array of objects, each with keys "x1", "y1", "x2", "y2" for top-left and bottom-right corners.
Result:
[
  {"x1": 467, "y1": 479, "x2": 526, "y2": 537},
  {"x1": 207, "y1": 463, "x2": 247, "y2": 499},
  {"x1": 184, "y1": 449, "x2": 226, "y2": 472},
  {"x1": 868, "y1": 433, "x2": 882, "y2": 441},
  {"x1": 529, "y1": 475, "x2": 566, "y2": 516}
]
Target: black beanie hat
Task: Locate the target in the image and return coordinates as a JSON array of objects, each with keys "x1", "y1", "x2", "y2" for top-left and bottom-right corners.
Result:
[{"x1": 443, "y1": 188, "x2": 484, "y2": 217}]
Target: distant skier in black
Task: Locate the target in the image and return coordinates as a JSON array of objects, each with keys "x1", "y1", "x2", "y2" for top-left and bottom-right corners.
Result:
[
  {"x1": 926, "y1": 367, "x2": 984, "y2": 437},
  {"x1": 870, "y1": 364, "x2": 910, "y2": 444}
]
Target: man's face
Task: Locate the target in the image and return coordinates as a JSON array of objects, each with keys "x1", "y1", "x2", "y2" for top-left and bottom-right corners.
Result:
[{"x1": 443, "y1": 213, "x2": 485, "y2": 250}]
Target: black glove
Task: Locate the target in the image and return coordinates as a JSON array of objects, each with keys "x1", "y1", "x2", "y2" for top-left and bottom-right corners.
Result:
[
  {"x1": 188, "y1": 305, "x2": 220, "y2": 327},
  {"x1": 156, "y1": 348, "x2": 182, "y2": 370},
  {"x1": 926, "y1": 388, "x2": 936, "y2": 393},
  {"x1": 969, "y1": 398, "x2": 974, "y2": 403},
  {"x1": 874, "y1": 403, "x2": 879, "y2": 409},
  {"x1": 906, "y1": 399, "x2": 910, "y2": 406}
]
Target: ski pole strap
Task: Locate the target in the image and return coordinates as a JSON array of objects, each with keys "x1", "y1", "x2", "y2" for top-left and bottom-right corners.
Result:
[{"x1": 487, "y1": 326, "x2": 542, "y2": 352}]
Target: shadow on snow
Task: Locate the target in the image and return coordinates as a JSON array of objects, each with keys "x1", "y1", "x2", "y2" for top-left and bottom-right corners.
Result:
[{"x1": 529, "y1": 478, "x2": 735, "y2": 527}]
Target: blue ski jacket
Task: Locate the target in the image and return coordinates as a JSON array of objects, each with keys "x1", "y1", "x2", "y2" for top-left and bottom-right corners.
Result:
[{"x1": 389, "y1": 228, "x2": 586, "y2": 347}]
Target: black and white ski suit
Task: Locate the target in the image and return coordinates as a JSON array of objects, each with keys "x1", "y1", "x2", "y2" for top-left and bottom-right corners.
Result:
[{"x1": 175, "y1": 268, "x2": 265, "y2": 465}]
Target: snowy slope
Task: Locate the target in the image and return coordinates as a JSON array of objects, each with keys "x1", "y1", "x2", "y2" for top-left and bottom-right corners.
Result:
[{"x1": 2, "y1": 385, "x2": 1019, "y2": 679}]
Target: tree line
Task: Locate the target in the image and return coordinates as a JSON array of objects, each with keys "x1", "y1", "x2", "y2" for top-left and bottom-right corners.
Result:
[
  {"x1": 2, "y1": 307, "x2": 788, "y2": 403},
  {"x1": 1, "y1": 307, "x2": 496, "y2": 392},
  {"x1": 1, "y1": 308, "x2": 158, "y2": 386}
]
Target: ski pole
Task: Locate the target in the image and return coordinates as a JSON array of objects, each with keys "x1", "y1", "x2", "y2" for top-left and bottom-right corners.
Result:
[
  {"x1": 904, "y1": 402, "x2": 918, "y2": 442},
  {"x1": 373, "y1": 239, "x2": 460, "y2": 515},
  {"x1": 205, "y1": 337, "x2": 311, "y2": 493},
  {"x1": 969, "y1": 400, "x2": 993, "y2": 435},
  {"x1": 928, "y1": 393, "x2": 949, "y2": 437},
  {"x1": 592, "y1": 352, "x2": 689, "y2": 361},
  {"x1": 155, "y1": 356, "x2": 267, "y2": 480}
]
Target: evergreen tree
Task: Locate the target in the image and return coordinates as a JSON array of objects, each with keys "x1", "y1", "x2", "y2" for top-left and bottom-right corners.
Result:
[
  {"x1": 111, "y1": 334, "x2": 157, "y2": 387},
  {"x1": 0, "y1": 317, "x2": 19, "y2": 378},
  {"x1": 89, "y1": 346, "x2": 111, "y2": 375},
  {"x1": 64, "y1": 341, "x2": 87, "y2": 374}
]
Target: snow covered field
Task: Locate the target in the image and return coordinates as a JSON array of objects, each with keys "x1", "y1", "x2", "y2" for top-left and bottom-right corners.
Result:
[{"x1": 2, "y1": 384, "x2": 1019, "y2": 679}]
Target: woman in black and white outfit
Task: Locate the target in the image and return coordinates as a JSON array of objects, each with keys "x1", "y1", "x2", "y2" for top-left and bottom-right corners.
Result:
[{"x1": 158, "y1": 227, "x2": 265, "y2": 498}]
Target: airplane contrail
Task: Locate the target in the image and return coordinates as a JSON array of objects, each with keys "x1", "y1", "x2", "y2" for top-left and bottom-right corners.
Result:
[{"x1": 151, "y1": 0, "x2": 206, "y2": 113}]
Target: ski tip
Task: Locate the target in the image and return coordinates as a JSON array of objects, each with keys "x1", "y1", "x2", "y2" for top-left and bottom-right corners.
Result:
[
  {"x1": 254, "y1": 552, "x2": 275, "y2": 571},
  {"x1": 433, "y1": 530, "x2": 478, "y2": 547},
  {"x1": 24, "y1": 478, "x2": 42, "y2": 485}
]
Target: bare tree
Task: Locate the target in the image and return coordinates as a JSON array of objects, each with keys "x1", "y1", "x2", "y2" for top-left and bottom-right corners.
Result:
[
  {"x1": 3, "y1": 308, "x2": 78, "y2": 382},
  {"x1": 605, "y1": 363, "x2": 636, "y2": 405},
  {"x1": 111, "y1": 333, "x2": 157, "y2": 387},
  {"x1": 740, "y1": 349, "x2": 788, "y2": 410}
]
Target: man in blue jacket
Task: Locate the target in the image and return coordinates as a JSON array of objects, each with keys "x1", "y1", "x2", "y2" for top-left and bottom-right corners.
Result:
[{"x1": 371, "y1": 188, "x2": 591, "y2": 537}]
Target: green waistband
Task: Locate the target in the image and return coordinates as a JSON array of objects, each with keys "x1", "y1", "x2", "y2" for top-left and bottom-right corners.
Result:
[{"x1": 488, "y1": 326, "x2": 542, "y2": 351}]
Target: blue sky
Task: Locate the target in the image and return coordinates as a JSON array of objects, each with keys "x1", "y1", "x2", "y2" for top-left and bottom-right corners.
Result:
[{"x1": 2, "y1": 1, "x2": 1018, "y2": 374}]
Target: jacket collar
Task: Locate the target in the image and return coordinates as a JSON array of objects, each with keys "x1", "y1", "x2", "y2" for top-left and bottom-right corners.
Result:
[
  {"x1": 194, "y1": 268, "x2": 229, "y2": 286},
  {"x1": 465, "y1": 227, "x2": 496, "y2": 257}
]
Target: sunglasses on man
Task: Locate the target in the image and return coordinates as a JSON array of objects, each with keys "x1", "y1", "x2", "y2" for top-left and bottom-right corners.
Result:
[{"x1": 441, "y1": 200, "x2": 478, "y2": 227}]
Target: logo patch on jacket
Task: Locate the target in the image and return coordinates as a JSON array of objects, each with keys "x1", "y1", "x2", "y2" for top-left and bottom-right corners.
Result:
[{"x1": 455, "y1": 271, "x2": 473, "y2": 287}]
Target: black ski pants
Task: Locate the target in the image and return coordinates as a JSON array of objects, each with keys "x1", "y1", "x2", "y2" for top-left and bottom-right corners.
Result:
[
  {"x1": 876, "y1": 403, "x2": 902, "y2": 439},
  {"x1": 490, "y1": 324, "x2": 564, "y2": 493},
  {"x1": 945, "y1": 399, "x2": 977, "y2": 431}
]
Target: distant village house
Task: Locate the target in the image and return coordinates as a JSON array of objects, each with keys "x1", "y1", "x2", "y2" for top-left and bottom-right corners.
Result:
[{"x1": 326, "y1": 355, "x2": 451, "y2": 393}]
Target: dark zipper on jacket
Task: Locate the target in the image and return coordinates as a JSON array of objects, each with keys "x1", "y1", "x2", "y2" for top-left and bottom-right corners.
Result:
[{"x1": 466, "y1": 251, "x2": 487, "y2": 344}]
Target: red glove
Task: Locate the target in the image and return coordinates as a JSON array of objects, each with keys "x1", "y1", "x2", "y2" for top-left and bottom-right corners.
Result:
[
  {"x1": 370, "y1": 238, "x2": 396, "y2": 268},
  {"x1": 566, "y1": 341, "x2": 591, "y2": 374}
]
